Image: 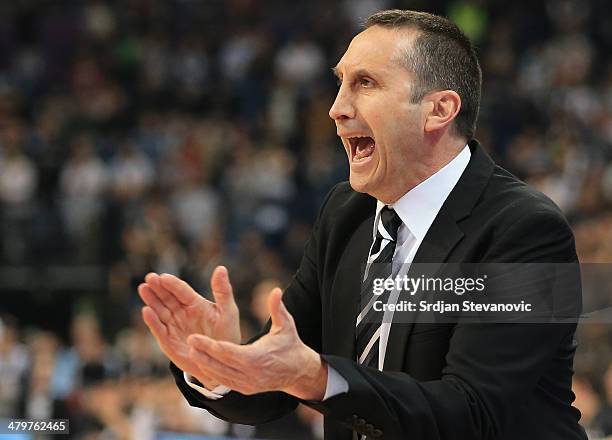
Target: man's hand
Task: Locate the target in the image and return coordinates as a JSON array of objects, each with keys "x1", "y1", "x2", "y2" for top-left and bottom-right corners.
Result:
[
  {"x1": 186, "y1": 288, "x2": 328, "y2": 401},
  {"x1": 138, "y1": 266, "x2": 241, "y2": 387}
]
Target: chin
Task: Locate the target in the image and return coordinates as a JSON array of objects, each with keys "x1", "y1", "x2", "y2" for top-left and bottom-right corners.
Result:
[{"x1": 348, "y1": 174, "x2": 371, "y2": 194}]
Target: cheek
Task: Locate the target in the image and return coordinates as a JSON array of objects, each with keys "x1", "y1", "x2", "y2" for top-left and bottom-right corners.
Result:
[{"x1": 385, "y1": 110, "x2": 419, "y2": 145}]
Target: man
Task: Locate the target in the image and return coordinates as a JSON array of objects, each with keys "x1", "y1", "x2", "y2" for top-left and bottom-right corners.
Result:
[{"x1": 138, "y1": 10, "x2": 587, "y2": 439}]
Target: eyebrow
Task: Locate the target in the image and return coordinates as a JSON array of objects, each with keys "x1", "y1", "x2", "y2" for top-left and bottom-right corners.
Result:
[{"x1": 331, "y1": 66, "x2": 377, "y2": 80}]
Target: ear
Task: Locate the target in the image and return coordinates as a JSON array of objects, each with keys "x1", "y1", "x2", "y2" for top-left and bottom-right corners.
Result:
[{"x1": 423, "y1": 90, "x2": 461, "y2": 133}]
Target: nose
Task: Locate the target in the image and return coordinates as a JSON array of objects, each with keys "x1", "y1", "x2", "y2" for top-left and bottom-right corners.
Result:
[{"x1": 329, "y1": 85, "x2": 355, "y2": 121}]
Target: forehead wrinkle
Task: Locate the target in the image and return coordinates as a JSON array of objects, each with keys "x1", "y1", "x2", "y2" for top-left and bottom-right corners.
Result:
[
  {"x1": 334, "y1": 64, "x2": 378, "y2": 78},
  {"x1": 334, "y1": 54, "x2": 389, "y2": 77},
  {"x1": 335, "y1": 60, "x2": 398, "y2": 87}
]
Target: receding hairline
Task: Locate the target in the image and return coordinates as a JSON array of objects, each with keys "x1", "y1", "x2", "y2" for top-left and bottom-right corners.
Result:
[
  {"x1": 383, "y1": 26, "x2": 422, "y2": 70},
  {"x1": 332, "y1": 25, "x2": 422, "y2": 75},
  {"x1": 363, "y1": 14, "x2": 478, "y2": 72}
]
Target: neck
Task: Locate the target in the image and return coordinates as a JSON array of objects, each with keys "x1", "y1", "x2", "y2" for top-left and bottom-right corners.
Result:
[{"x1": 379, "y1": 137, "x2": 467, "y2": 204}]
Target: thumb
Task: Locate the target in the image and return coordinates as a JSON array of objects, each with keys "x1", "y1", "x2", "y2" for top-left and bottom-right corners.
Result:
[
  {"x1": 268, "y1": 288, "x2": 293, "y2": 332},
  {"x1": 210, "y1": 266, "x2": 237, "y2": 311}
]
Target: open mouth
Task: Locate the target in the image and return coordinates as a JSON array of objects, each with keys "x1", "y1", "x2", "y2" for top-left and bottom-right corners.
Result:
[{"x1": 348, "y1": 136, "x2": 375, "y2": 162}]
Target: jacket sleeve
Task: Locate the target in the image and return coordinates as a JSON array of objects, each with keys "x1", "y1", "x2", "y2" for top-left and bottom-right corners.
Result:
[
  {"x1": 302, "y1": 209, "x2": 581, "y2": 440},
  {"x1": 169, "y1": 184, "x2": 339, "y2": 425}
]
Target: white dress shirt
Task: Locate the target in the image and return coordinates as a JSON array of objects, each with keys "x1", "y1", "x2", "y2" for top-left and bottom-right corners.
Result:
[{"x1": 186, "y1": 145, "x2": 471, "y2": 401}]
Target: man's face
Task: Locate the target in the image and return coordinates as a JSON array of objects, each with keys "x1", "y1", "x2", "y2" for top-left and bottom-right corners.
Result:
[{"x1": 330, "y1": 26, "x2": 428, "y2": 203}]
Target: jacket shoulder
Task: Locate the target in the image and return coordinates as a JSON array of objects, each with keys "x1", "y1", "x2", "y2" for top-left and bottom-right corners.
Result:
[
  {"x1": 472, "y1": 165, "x2": 577, "y2": 262},
  {"x1": 480, "y1": 165, "x2": 570, "y2": 228}
]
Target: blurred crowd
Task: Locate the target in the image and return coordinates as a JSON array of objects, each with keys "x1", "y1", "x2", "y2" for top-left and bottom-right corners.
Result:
[
  {"x1": 1, "y1": 0, "x2": 612, "y2": 438},
  {"x1": 0, "y1": 308, "x2": 324, "y2": 439}
]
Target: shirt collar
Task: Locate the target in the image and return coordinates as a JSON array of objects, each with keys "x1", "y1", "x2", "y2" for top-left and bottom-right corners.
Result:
[{"x1": 374, "y1": 145, "x2": 471, "y2": 242}]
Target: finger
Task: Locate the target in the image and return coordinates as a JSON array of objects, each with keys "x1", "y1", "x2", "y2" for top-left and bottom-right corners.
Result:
[
  {"x1": 143, "y1": 307, "x2": 197, "y2": 374},
  {"x1": 209, "y1": 266, "x2": 238, "y2": 312},
  {"x1": 141, "y1": 306, "x2": 168, "y2": 342},
  {"x1": 159, "y1": 273, "x2": 204, "y2": 306},
  {"x1": 187, "y1": 334, "x2": 247, "y2": 366},
  {"x1": 144, "y1": 272, "x2": 160, "y2": 285},
  {"x1": 268, "y1": 288, "x2": 293, "y2": 332},
  {"x1": 147, "y1": 274, "x2": 191, "y2": 310},
  {"x1": 138, "y1": 284, "x2": 174, "y2": 324},
  {"x1": 188, "y1": 346, "x2": 248, "y2": 391},
  {"x1": 142, "y1": 273, "x2": 187, "y2": 313}
]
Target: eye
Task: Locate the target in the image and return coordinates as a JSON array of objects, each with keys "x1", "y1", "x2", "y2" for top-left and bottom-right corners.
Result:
[{"x1": 359, "y1": 77, "x2": 374, "y2": 88}]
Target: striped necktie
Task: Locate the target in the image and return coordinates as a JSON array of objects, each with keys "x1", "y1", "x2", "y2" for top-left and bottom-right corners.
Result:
[{"x1": 355, "y1": 206, "x2": 402, "y2": 369}]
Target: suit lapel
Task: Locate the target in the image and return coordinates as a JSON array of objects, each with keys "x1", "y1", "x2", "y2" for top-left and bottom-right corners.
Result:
[
  {"x1": 383, "y1": 206, "x2": 464, "y2": 371},
  {"x1": 384, "y1": 140, "x2": 496, "y2": 372},
  {"x1": 329, "y1": 213, "x2": 375, "y2": 360}
]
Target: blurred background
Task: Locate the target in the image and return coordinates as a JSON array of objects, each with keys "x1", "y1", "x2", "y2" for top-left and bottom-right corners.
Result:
[{"x1": 1, "y1": 0, "x2": 612, "y2": 438}]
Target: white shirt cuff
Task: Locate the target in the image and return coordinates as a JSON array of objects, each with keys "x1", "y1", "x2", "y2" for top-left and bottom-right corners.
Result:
[
  {"x1": 184, "y1": 372, "x2": 231, "y2": 400},
  {"x1": 322, "y1": 365, "x2": 349, "y2": 401},
  {"x1": 184, "y1": 367, "x2": 347, "y2": 402}
]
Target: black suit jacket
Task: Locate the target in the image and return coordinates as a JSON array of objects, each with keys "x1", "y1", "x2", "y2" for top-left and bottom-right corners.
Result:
[{"x1": 171, "y1": 140, "x2": 587, "y2": 440}]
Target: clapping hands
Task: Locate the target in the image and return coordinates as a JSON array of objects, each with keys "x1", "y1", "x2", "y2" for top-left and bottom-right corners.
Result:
[{"x1": 138, "y1": 266, "x2": 327, "y2": 400}]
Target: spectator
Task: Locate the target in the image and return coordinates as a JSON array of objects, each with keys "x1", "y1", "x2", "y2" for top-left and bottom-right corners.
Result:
[{"x1": 0, "y1": 316, "x2": 29, "y2": 418}]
